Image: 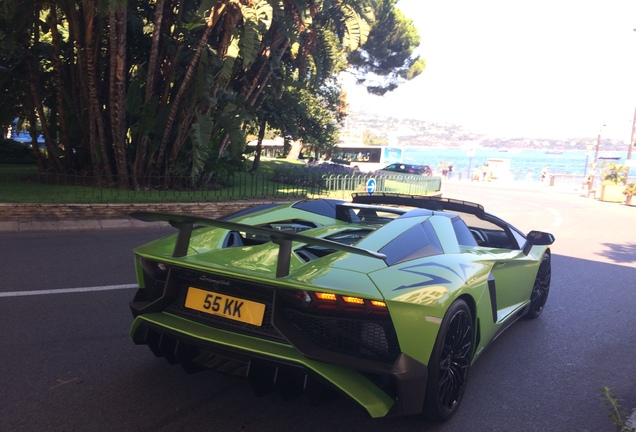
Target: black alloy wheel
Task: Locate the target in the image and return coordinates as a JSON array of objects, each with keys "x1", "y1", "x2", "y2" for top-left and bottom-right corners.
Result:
[
  {"x1": 424, "y1": 299, "x2": 474, "y2": 421},
  {"x1": 526, "y1": 252, "x2": 551, "y2": 319}
]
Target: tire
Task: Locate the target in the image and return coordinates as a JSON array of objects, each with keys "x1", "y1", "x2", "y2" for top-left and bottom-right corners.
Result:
[
  {"x1": 424, "y1": 299, "x2": 474, "y2": 421},
  {"x1": 526, "y1": 252, "x2": 551, "y2": 319}
]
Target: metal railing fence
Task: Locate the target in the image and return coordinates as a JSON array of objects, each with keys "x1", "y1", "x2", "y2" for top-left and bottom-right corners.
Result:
[
  {"x1": 548, "y1": 173, "x2": 635, "y2": 190},
  {"x1": 0, "y1": 170, "x2": 442, "y2": 204},
  {"x1": 323, "y1": 173, "x2": 442, "y2": 198}
]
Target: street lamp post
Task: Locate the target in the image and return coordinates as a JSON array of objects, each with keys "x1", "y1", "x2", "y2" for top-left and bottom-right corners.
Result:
[
  {"x1": 627, "y1": 105, "x2": 635, "y2": 179},
  {"x1": 465, "y1": 146, "x2": 475, "y2": 181},
  {"x1": 628, "y1": 28, "x2": 636, "y2": 180},
  {"x1": 583, "y1": 143, "x2": 593, "y2": 178},
  {"x1": 593, "y1": 124, "x2": 605, "y2": 164}
]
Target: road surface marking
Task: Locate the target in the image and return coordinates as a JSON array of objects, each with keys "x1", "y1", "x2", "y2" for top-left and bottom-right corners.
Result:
[
  {"x1": 0, "y1": 284, "x2": 137, "y2": 298},
  {"x1": 546, "y1": 207, "x2": 563, "y2": 227}
]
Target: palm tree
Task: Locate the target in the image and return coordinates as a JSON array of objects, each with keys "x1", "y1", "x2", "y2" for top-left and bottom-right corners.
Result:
[
  {"x1": 25, "y1": 3, "x2": 64, "y2": 171},
  {"x1": 155, "y1": 1, "x2": 236, "y2": 174},
  {"x1": 48, "y1": 4, "x2": 73, "y2": 165},
  {"x1": 0, "y1": 0, "x2": 422, "y2": 185}
]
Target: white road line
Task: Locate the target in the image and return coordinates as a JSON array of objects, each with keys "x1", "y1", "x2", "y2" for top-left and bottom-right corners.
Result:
[
  {"x1": 0, "y1": 284, "x2": 137, "y2": 298},
  {"x1": 518, "y1": 202, "x2": 562, "y2": 229},
  {"x1": 546, "y1": 207, "x2": 563, "y2": 227}
]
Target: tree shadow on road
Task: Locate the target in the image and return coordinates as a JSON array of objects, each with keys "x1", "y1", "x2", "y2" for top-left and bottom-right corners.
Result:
[{"x1": 599, "y1": 242, "x2": 636, "y2": 264}]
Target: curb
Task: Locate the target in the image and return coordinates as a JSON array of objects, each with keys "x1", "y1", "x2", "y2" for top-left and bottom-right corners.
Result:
[
  {"x1": 0, "y1": 218, "x2": 170, "y2": 233},
  {"x1": 0, "y1": 200, "x2": 280, "y2": 233}
]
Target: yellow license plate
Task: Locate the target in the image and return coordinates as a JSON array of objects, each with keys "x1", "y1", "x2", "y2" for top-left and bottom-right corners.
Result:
[{"x1": 184, "y1": 287, "x2": 266, "y2": 326}]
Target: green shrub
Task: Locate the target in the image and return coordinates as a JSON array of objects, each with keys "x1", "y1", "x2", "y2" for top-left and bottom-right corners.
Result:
[
  {"x1": 600, "y1": 162, "x2": 628, "y2": 185},
  {"x1": 0, "y1": 139, "x2": 36, "y2": 164}
]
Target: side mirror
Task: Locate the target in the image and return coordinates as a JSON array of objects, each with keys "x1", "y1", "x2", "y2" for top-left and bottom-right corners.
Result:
[{"x1": 522, "y1": 230, "x2": 555, "y2": 255}]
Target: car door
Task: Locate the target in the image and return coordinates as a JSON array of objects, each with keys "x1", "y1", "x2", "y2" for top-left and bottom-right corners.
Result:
[
  {"x1": 485, "y1": 248, "x2": 538, "y2": 322},
  {"x1": 466, "y1": 217, "x2": 538, "y2": 323}
]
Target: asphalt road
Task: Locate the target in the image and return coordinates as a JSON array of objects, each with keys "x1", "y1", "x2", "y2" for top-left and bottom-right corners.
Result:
[{"x1": 1, "y1": 182, "x2": 635, "y2": 432}]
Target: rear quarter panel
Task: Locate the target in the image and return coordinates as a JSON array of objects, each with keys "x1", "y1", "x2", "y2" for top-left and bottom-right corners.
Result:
[{"x1": 369, "y1": 252, "x2": 493, "y2": 365}]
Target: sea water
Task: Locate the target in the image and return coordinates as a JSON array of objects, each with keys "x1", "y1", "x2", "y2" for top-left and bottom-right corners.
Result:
[{"x1": 403, "y1": 147, "x2": 627, "y2": 181}]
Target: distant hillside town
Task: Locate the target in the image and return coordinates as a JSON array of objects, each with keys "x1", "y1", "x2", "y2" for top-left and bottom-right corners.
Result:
[{"x1": 341, "y1": 111, "x2": 630, "y2": 152}]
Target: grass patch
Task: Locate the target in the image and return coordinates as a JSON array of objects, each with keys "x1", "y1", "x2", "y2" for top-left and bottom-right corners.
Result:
[
  {"x1": 0, "y1": 160, "x2": 328, "y2": 203},
  {"x1": 0, "y1": 164, "x2": 39, "y2": 174}
]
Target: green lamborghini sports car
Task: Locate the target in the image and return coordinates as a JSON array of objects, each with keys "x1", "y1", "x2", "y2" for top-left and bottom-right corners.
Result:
[{"x1": 128, "y1": 193, "x2": 554, "y2": 421}]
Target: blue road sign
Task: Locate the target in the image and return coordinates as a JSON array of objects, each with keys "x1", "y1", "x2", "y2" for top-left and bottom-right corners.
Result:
[{"x1": 366, "y1": 178, "x2": 376, "y2": 195}]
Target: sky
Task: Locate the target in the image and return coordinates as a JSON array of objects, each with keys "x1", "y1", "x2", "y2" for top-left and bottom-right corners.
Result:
[{"x1": 342, "y1": 0, "x2": 636, "y2": 141}]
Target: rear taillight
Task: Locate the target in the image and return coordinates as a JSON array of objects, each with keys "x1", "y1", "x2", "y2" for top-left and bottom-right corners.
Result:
[
  {"x1": 139, "y1": 257, "x2": 169, "y2": 281},
  {"x1": 283, "y1": 290, "x2": 388, "y2": 315}
]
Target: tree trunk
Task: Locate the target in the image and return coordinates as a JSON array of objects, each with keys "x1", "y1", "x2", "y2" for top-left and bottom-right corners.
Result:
[
  {"x1": 155, "y1": 3, "x2": 226, "y2": 174},
  {"x1": 27, "y1": 65, "x2": 62, "y2": 171},
  {"x1": 218, "y1": 31, "x2": 289, "y2": 158},
  {"x1": 63, "y1": 0, "x2": 92, "y2": 169},
  {"x1": 243, "y1": 26, "x2": 289, "y2": 106},
  {"x1": 25, "y1": 99, "x2": 46, "y2": 172},
  {"x1": 144, "y1": 0, "x2": 164, "y2": 104},
  {"x1": 84, "y1": 4, "x2": 113, "y2": 180},
  {"x1": 134, "y1": 0, "x2": 165, "y2": 185},
  {"x1": 109, "y1": 6, "x2": 129, "y2": 189},
  {"x1": 25, "y1": 10, "x2": 63, "y2": 172},
  {"x1": 50, "y1": 6, "x2": 73, "y2": 168},
  {"x1": 164, "y1": 111, "x2": 195, "y2": 183},
  {"x1": 247, "y1": 39, "x2": 289, "y2": 107},
  {"x1": 250, "y1": 118, "x2": 266, "y2": 172}
]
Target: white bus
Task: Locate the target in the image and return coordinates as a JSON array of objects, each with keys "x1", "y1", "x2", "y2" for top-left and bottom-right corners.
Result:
[
  {"x1": 331, "y1": 144, "x2": 403, "y2": 172},
  {"x1": 247, "y1": 140, "x2": 404, "y2": 172}
]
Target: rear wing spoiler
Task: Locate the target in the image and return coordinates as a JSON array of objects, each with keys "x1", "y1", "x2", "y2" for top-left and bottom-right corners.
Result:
[
  {"x1": 130, "y1": 212, "x2": 386, "y2": 278},
  {"x1": 351, "y1": 193, "x2": 486, "y2": 217}
]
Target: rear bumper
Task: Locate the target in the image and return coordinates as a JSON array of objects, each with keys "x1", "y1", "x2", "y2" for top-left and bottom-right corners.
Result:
[{"x1": 130, "y1": 312, "x2": 428, "y2": 418}]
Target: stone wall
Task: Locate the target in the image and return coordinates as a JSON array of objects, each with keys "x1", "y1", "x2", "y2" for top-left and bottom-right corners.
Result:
[{"x1": 0, "y1": 200, "x2": 281, "y2": 222}]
